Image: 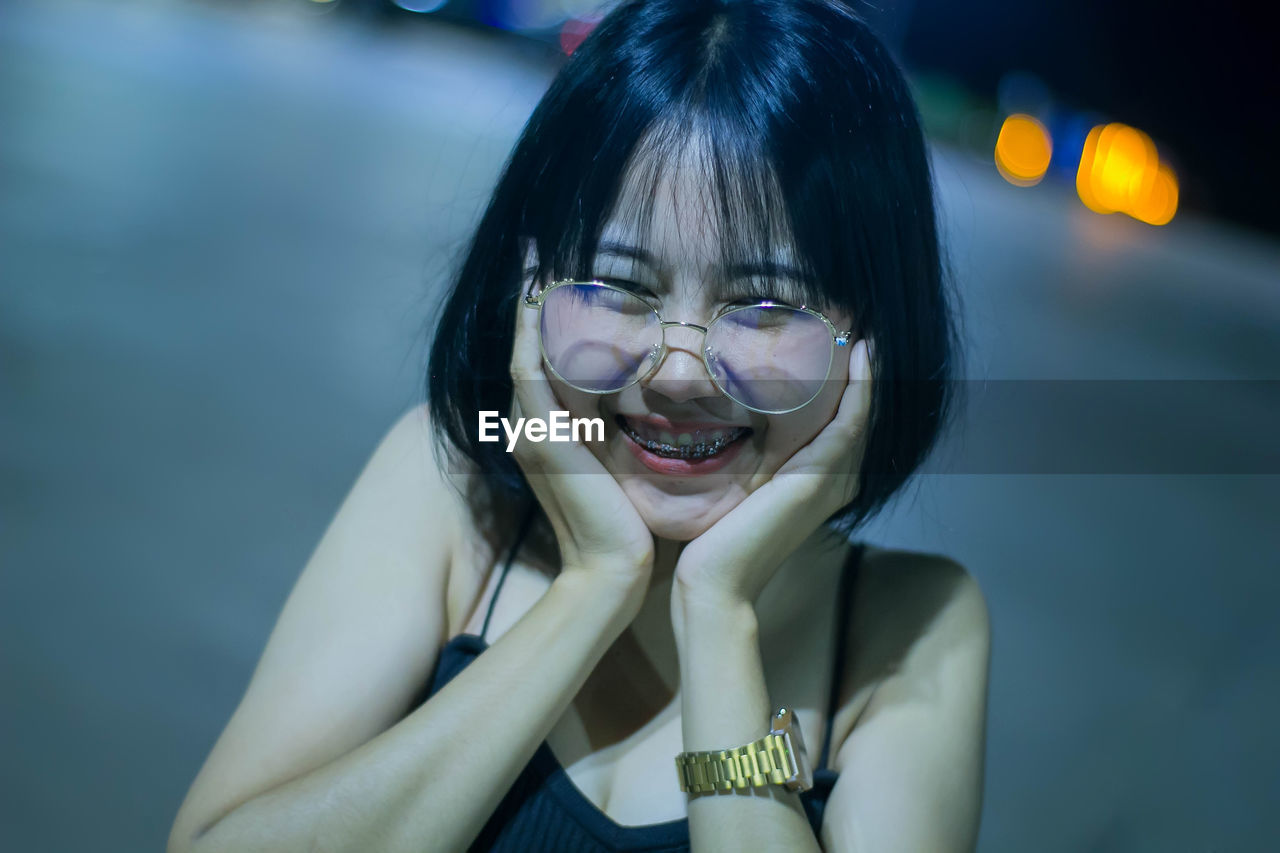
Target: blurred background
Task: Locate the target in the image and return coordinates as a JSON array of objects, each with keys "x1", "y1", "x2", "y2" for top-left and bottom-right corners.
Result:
[{"x1": 2, "y1": 0, "x2": 1277, "y2": 850}]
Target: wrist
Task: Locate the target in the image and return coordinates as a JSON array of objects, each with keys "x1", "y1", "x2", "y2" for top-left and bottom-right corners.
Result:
[
  {"x1": 673, "y1": 571, "x2": 753, "y2": 613},
  {"x1": 554, "y1": 564, "x2": 648, "y2": 621},
  {"x1": 671, "y1": 581, "x2": 757, "y2": 657}
]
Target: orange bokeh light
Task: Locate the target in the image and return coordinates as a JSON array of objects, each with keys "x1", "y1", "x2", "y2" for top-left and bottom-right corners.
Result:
[
  {"x1": 1131, "y1": 162, "x2": 1179, "y2": 226},
  {"x1": 1076, "y1": 125, "x2": 1108, "y2": 213},
  {"x1": 1076, "y1": 122, "x2": 1178, "y2": 225},
  {"x1": 995, "y1": 114, "x2": 1052, "y2": 186},
  {"x1": 1091, "y1": 124, "x2": 1157, "y2": 212}
]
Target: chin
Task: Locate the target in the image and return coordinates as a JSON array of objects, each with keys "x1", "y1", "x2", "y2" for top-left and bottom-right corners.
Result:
[
  {"x1": 641, "y1": 515, "x2": 714, "y2": 543},
  {"x1": 624, "y1": 483, "x2": 741, "y2": 543}
]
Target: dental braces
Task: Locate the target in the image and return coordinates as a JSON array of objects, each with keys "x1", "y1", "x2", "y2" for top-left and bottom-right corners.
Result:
[{"x1": 625, "y1": 426, "x2": 747, "y2": 460}]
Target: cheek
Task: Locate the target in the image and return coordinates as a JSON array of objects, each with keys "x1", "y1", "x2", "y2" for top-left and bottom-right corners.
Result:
[
  {"x1": 771, "y1": 322, "x2": 853, "y2": 441},
  {"x1": 545, "y1": 378, "x2": 597, "y2": 419},
  {"x1": 760, "y1": 376, "x2": 845, "y2": 457},
  {"x1": 545, "y1": 376, "x2": 618, "y2": 457}
]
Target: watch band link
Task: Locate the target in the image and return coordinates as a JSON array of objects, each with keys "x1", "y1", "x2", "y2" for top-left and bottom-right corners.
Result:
[{"x1": 674, "y1": 731, "x2": 796, "y2": 793}]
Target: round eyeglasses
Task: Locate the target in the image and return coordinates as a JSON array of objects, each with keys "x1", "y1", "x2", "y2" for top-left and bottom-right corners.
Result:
[{"x1": 523, "y1": 279, "x2": 852, "y2": 414}]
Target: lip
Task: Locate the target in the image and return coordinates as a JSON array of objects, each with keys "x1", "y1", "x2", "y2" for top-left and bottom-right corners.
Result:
[{"x1": 616, "y1": 415, "x2": 751, "y2": 475}]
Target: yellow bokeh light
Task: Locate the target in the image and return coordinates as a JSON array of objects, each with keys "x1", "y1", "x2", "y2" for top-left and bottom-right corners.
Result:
[
  {"x1": 1076, "y1": 122, "x2": 1177, "y2": 225},
  {"x1": 1091, "y1": 124, "x2": 1157, "y2": 212},
  {"x1": 995, "y1": 114, "x2": 1052, "y2": 186},
  {"x1": 1076, "y1": 125, "x2": 1110, "y2": 213},
  {"x1": 1131, "y1": 163, "x2": 1179, "y2": 225}
]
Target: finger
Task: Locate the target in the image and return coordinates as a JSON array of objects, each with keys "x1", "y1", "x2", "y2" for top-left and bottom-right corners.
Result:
[
  {"x1": 836, "y1": 339, "x2": 874, "y2": 501},
  {"x1": 509, "y1": 289, "x2": 566, "y2": 422},
  {"x1": 828, "y1": 338, "x2": 874, "y2": 437},
  {"x1": 509, "y1": 286, "x2": 545, "y2": 385},
  {"x1": 506, "y1": 289, "x2": 601, "y2": 479},
  {"x1": 777, "y1": 338, "x2": 871, "y2": 468}
]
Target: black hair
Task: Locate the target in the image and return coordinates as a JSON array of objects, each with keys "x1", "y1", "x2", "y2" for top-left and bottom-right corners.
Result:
[{"x1": 426, "y1": 0, "x2": 963, "y2": 550}]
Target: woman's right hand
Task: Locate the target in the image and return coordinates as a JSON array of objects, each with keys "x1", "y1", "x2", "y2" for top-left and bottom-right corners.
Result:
[{"x1": 508, "y1": 280, "x2": 655, "y2": 591}]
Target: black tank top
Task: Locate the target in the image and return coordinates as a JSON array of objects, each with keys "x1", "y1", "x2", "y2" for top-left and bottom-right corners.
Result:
[{"x1": 419, "y1": 518, "x2": 867, "y2": 851}]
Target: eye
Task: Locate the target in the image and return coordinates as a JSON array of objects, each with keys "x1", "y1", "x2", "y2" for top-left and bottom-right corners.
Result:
[{"x1": 598, "y1": 278, "x2": 659, "y2": 301}]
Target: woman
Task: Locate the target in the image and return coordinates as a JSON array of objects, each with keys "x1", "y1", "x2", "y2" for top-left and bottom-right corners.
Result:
[{"x1": 169, "y1": 1, "x2": 989, "y2": 851}]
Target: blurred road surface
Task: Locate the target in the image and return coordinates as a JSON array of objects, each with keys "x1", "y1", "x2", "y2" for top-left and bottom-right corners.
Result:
[{"x1": 2, "y1": 1, "x2": 1277, "y2": 851}]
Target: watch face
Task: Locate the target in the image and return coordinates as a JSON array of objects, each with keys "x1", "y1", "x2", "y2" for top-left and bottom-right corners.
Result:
[{"x1": 774, "y1": 708, "x2": 814, "y2": 792}]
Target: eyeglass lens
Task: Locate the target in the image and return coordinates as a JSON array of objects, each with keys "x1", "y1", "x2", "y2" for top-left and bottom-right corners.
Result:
[{"x1": 538, "y1": 283, "x2": 835, "y2": 413}]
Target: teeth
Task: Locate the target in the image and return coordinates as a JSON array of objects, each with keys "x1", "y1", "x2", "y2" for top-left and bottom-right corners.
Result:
[{"x1": 616, "y1": 416, "x2": 748, "y2": 460}]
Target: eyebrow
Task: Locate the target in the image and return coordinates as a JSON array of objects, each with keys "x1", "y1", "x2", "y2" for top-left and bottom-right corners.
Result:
[
  {"x1": 594, "y1": 241, "x2": 660, "y2": 269},
  {"x1": 595, "y1": 240, "x2": 810, "y2": 285}
]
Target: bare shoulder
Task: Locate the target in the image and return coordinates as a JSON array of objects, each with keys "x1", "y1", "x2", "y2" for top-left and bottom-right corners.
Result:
[
  {"x1": 168, "y1": 402, "x2": 471, "y2": 848},
  {"x1": 326, "y1": 402, "x2": 474, "y2": 599},
  {"x1": 819, "y1": 545, "x2": 990, "y2": 850},
  {"x1": 854, "y1": 544, "x2": 989, "y2": 652},
  {"x1": 827, "y1": 544, "x2": 990, "y2": 759},
  {"x1": 375, "y1": 402, "x2": 471, "y2": 545},
  {"x1": 373, "y1": 404, "x2": 491, "y2": 638}
]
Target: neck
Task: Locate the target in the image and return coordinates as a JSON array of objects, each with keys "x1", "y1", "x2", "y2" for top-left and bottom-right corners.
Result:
[
  {"x1": 623, "y1": 536, "x2": 683, "y2": 694},
  {"x1": 622, "y1": 528, "x2": 848, "y2": 696}
]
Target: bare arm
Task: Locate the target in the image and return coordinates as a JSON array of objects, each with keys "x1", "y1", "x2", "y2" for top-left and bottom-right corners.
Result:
[
  {"x1": 673, "y1": 586, "x2": 824, "y2": 853},
  {"x1": 167, "y1": 406, "x2": 646, "y2": 853}
]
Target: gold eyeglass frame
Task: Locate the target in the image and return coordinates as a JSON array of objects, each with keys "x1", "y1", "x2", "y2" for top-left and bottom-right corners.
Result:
[{"x1": 522, "y1": 278, "x2": 853, "y2": 415}]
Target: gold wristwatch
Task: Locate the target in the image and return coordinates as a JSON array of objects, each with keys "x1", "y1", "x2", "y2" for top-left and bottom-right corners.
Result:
[{"x1": 674, "y1": 708, "x2": 814, "y2": 794}]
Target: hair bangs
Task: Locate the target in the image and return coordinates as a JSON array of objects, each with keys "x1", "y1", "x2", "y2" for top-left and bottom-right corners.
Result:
[{"x1": 534, "y1": 113, "x2": 836, "y2": 315}]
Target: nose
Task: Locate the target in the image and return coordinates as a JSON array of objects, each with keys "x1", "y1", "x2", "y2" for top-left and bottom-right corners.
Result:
[{"x1": 644, "y1": 322, "x2": 721, "y2": 405}]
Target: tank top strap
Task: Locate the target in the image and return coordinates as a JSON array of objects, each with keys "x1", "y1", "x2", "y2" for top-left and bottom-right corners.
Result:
[
  {"x1": 479, "y1": 503, "x2": 538, "y2": 644},
  {"x1": 815, "y1": 540, "x2": 867, "y2": 772}
]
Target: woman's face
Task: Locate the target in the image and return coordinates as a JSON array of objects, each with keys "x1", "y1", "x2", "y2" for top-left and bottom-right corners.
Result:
[{"x1": 533, "y1": 151, "x2": 854, "y2": 543}]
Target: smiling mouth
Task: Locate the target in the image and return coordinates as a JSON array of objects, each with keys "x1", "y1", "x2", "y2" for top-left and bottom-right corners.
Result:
[{"x1": 614, "y1": 415, "x2": 752, "y2": 460}]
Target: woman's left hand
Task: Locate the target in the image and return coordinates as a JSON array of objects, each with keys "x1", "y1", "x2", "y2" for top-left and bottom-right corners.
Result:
[{"x1": 673, "y1": 337, "x2": 874, "y2": 608}]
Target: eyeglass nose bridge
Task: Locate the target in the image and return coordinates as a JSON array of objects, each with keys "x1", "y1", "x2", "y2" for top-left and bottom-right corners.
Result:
[
  {"x1": 640, "y1": 318, "x2": 718, "y2": 387},
  {"x1": 650, "y1": 318, "x2": 712, "y2": 364},
  {"x1": 657, "y1": 319, "x2": 710, "y2": 335}
]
